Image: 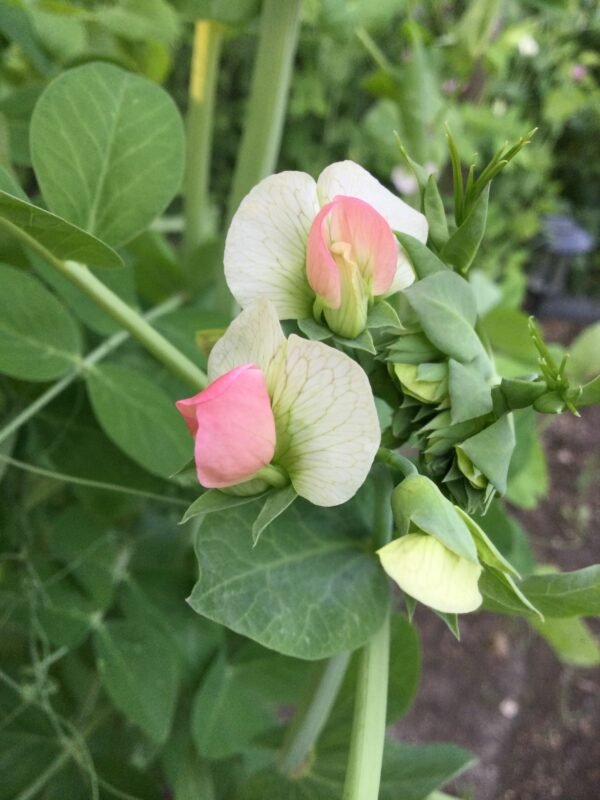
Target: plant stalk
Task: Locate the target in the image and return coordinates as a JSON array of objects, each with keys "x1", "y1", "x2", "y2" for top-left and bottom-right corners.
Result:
[
  {"x1": 0, "y1": 295, "x2": 184, "y2": 446},
  {"x1": 226, "y1": 0, "x2": 303, "y2": 226},
  {"x1": 278, "y1": 652, "x2": 350, "y2": 776},
  {"x1": 183, "y1": 20, "x2": 224, "y2": 260},
  {"x1": 0, "y1": 216, "x2": 208, "y2": 390},
  {"x1": 342, "y1": 468, "x2": 393, "y2": 800}
]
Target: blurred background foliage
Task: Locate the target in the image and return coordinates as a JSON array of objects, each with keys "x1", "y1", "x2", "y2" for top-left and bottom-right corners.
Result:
[{"x1": 0, "y1": 1, "x2": 599, "y2": 798}]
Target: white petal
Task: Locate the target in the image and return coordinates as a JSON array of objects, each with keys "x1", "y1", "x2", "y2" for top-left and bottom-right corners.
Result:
[
  {"x1": 208, "y1": 299, "x2": 285, "y2": 392},
  {"x1": 270, "y1": 335, "x2": 380, "y2": 506},
  {"x1": 224, "y1": 171, "x2": 319, "y2": 320},
  {"x1": 316, "y1": 161, "x2": 428, "y2": 241},
  {"x1": 377, "y1": 534, "x2": 483, "y2": 614}
]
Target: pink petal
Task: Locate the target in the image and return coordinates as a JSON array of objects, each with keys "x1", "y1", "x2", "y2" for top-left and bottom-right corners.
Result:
[
  {"x1": 306, "y1": 197, "x2": 397, "y2": 307},
  {"x1": 306, "y1": 202, "x2": 342, "y2": 308},
  {"x1": 175, "y1": 364, "x2": 276, "y2": 489},
  {"x1": 327, "y1": 196, "x2": 397, "y2": 295}
]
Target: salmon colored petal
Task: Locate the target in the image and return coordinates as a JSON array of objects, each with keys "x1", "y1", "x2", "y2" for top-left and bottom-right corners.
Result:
[
  {"x1": 316, "y1": 161, "x2": 428, "y2": 240},
  {"x1": 176, "y1": 364, "x2": 276, "y2": 489},
  {"x1": 306, "y1": 201, "x2": 342, "y2": 308}
]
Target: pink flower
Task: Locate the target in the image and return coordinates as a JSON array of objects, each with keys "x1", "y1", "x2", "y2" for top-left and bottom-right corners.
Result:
[
  {"x1": 176, "y1": 363, "x2": 276, "y2": 489},
  {"x1": 306, "y1": 195, "x2": 397, "y2": 308}
]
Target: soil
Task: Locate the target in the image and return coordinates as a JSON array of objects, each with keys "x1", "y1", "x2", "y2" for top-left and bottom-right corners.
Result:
[{"x1": 393, "y1": 321, "x2": 600, "y2": 800}]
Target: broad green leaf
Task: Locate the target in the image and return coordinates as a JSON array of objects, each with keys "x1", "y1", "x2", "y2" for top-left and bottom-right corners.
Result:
[
  {"x1": 94, "y1": 615, "x2": 180, "y2": 744},
  {"x1": 424, "y1": 175, "x2": 449, "y2": 249},
  {"x1": 86, "y1": 363, "x2": 191, "y2": 478},
  {"x1": 396, "y1": 232, "x2": 448, "y2": 279},
  {"x1": 403, "y1": 271, "x2": 484, "y2": 363},
  {"x1": 379, "y1": 741, "x2": 476, "y2": 800},
  {"x1": 235, "y1": 740, "x2": 474, "y2": 800},
  {"x1": 457, "y1": 414, "x2": 515, "y2": 494},
  {"x1": 252, "y1": 485, "x2": 298, "y2": 545},
  {"x1": 191, "y1": 648, "x2": 305, "y2": 758},
  {"x1": 0, "y1": 264, "x2": 81, "y2": 380},
  {"x1": 532, "y1": 617, "x2": 600, "y2": 668},
  {"x1": 188, "y1": 497, "x2": 389, "y2": 660},
  {"x1": 0, "y1": 3, "x2": 51, "y2": 73},
  {"x1": 0, "y1": 190, "x2": 123, "y2": 268},
  {"x1": 441, "y1": 185, "x2": 490, "y2": 273},
  {"x1": 31, "y1": 62, "x2": 185, "y2": 247},
  {"x1": 448, "y1": 358, "x2": 493, "y2": 423},
  {"x1": 520, "y1": 567, "x2": 600, "y2": 617},
  {"x1": 506, "y1": 431, "x2": 548, "y2": 509}
]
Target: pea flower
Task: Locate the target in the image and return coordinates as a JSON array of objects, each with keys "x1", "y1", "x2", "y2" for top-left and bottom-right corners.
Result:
[
  {"x1": 224, "y1": 161, "x2": 428, "y2": 337},
  {"x1": 176, "y1": 299, "x2": 380, "y2": 507},
  {"x1": 377, "y1": 475, "x2": 483, "y2": 614}
]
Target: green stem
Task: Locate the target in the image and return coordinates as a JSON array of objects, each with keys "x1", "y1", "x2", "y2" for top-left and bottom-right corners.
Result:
[
  {"x1": 0, "y1": 216, "x2": 208, "y2": 391},
  {"x1": 278, "y1": 652, "x2": 350, "y2": 777},
  {"x1": 0, "y1": 295, "x2": 184, "y2": 446},
  {"x1": 183, "y1": 20, "x2": 224, "y2": 261},
  {"x1": 226, "y1": 0, "x2": 303, "y2": 225},
  {"x1": 342, "y1": 468, "x2": 393, "y2": 800},
  {"x1": 376, "y1": 447, "x2": 418, "y2": 477},
  {"x1": 216, "y1": 0, "x2": 302, "y2": 312}
]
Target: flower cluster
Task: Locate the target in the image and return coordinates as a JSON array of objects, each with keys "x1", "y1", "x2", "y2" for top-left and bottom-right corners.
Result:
[{"x1": 177, "y1": 153, "x2": 581, "y2": 618}]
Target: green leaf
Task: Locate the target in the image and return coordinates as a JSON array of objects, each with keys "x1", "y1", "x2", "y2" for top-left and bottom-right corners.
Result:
[
  {"x1": 423, "y1": 175, "x2": 448, "y2": 249},
  {"x1": 380, "y1": 741, "x2": 476, "y2": 800},
  {"x1": 532, "y1": 617, "x2": 600, "y2": 668},
  {"x1": 403, "y1": 271, "x2": 484, "y2": 363},
  {"x1": 188, "y1": 497, "x2": 389, "y2": 660},
  {"x1": 94, "y1": 615, "x2": 180, "y2": 744},
  {"x1": 252, "y1": 485, "x2": 298, "y2": 545},
  {"x1": 367, "y1": 300, "x2": 403, "y2": 331},
  {"x1": 86, "y1": 363, "x2": 191, "y2": 478},
  {"x1": 31, "y1": 62, "x2": 185, "y2": 248},
  {"x1": 457, "y1": 414, "x2": 516, "y2": 494},
  {"x1": 93, "y1": 0, "x2": 179, "y2": 44},
  {"x1": 191, "y1": 647, "x2": 305, "y2": 759},
  {"x1": 0, "y1": 190, "x2": 123, "y2": 268},
  {"x1": 448, "y1": 358, "x2": 493, "y2": 424},
  {"x1": 297, "y1": 317, "x2": 332, "y2": 341},
  {"x1": 396, "y1": 232, "x2": 448, "y2": 279},
  {"x1": 578, "y1": 374, "x2": 600, "y2": 408},
  {"x1": 566, "y1": 322, "x2": 600, "y2": 385},
  {"x1": 235, "y1": 740, "x2": 475, "y2": 800},
  {"x1": 520, "y1": 567, "x2": 600, "y2": 617},
  {"x1": 182, "y1": 489, "x2": 265, "y2": 523},
  {"x1": 440, "y1": 185, "x2": 490, "y2": 274},
  {"x1": 0, "y1": 264, "x2": 81, "y2": 380}
]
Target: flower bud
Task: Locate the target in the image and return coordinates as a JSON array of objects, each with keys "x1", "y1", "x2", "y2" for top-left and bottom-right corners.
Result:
[{"x1": 306, "y1": 195, "x2": 397, "y2": 339}]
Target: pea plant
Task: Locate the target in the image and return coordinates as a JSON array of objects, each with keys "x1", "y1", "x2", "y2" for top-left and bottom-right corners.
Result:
[{"x1": 1, "y1": 3, "x2": 600, "y2": 800}]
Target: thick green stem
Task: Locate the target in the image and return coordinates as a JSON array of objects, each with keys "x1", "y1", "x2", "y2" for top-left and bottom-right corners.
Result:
[
  {"x1": 342, "y1": 469, "x2": 393, "y2": 800},
  {"x1": 278, "y1": 652, "x2": 350, "y2": 777},
  {"x1": 226, "y1": 0, "x2": 303, "y2": 225},
  {"x1": 50, "y1": 260, "x2": 208, "y2": 391},
  {"x1": 183, "y1": 20, "x2": 224, "y2": 260},
  {"x1": 0, "y1": 295, "x2": 184, "y2": 446},
  {"x1": 0, "y1": 215, "x2": 208, "y2": 390},
  {"x1": 215, "y1": 0, "x2": 302, "y2": 312}
]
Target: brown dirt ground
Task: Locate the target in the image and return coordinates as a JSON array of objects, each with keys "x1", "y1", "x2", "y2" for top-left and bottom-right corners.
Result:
[{"x1": 393, "y1": 321, "x2": 600, "y2": 800}]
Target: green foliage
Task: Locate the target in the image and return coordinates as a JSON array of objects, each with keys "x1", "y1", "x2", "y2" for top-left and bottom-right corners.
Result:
[
  {"x1": 0, "y1": 263, "x2": 81, "y2": 380},
  {"x1": 188, "y1": 496, "x2": 389, "y2": 659},
  {"x1": 31, "y1": 62, "x2": 185, "y2": 248},
  {"x1": 86, "y1": 363, "x2": 191, "y2": 478}
]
